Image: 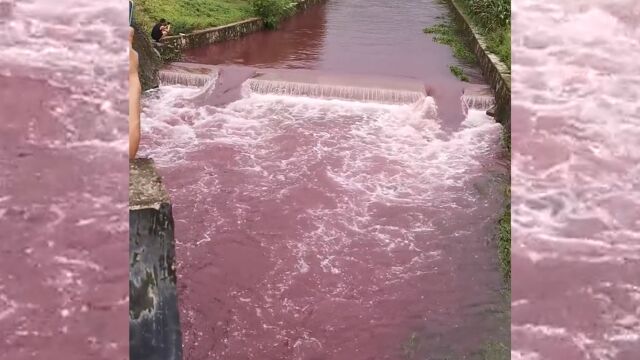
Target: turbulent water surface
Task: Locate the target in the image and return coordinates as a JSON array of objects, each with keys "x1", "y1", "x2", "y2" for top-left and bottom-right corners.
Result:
[
  {"x1": 142, "y1": 0, "x2": 508, "y2": 359},
  {"x1": 0, "y1": 0, "x2": 128, "y2": 359},
  {"x1": 512, "y1": 0, "x2": 640, "y2": 359}
]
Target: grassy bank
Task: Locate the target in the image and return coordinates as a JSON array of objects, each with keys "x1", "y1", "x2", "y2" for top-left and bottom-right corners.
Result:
[
  {"x1": 134, "y1": 0, "x2": 298, "y2": 35},
  {"x1": 134, "y1": 0, "x2": 254, "y2": 35},
  {"x1": 425, "y1": 1, "x2": 511, "y2": 284},
  {"x1": 454, "y1": 0, "x2": 510, "y2": 67},
  {"x1": 423, "y1": 18, "x2": 475, "y2": 80},
  {"x1": 498, "y1": 186, "x2": 510, "y2": 281},
  {"x1": 426, "y1": 0, "x2": 510, "y2": 67}
]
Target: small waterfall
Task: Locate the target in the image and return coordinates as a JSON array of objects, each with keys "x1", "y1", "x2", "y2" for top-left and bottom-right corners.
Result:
[
  {"x1": 246, "y1": 78, "x2": 426, "y2": 105},
  {"x1": 159, "y1": 70, "x2": 216, "y2": 87},
  {"x1": 461, "y1": 94, "x2": 495, "y2": 113}
]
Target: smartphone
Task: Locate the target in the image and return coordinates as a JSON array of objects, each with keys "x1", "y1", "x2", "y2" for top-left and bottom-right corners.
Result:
[{"x1": 129, "y1": 0, "x2": 133, "y2": 26}]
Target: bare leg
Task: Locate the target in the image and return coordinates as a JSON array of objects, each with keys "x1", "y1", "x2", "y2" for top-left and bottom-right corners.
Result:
[{"x1": 129, "y1": 27, "x2": 141, "y2": 160}]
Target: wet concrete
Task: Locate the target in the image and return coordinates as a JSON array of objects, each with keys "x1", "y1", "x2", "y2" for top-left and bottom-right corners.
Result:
[{"x1": 130, "y1": 159, "x2": 182, "y2": 360}]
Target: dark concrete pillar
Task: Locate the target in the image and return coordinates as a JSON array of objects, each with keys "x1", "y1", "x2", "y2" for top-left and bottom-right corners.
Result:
[{"x1": 129, "y1": 158, "x2": 182, "y2": 360}]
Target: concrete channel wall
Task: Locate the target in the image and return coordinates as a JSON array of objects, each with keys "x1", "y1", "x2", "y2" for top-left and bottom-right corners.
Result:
[
  {"x1": 130, "y1": 159, "x2": 182, "y2": 360},
  {"x1": 446, "y1": 0, "x2": 511, "y2": 127},
  {"x1": 157, "y1": 0, "x2": 325, "y2": 59}
]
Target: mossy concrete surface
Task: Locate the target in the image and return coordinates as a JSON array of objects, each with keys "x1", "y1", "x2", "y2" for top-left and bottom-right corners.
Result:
[{"x1": 132, "y1": 22, "x2": 162, "y2": 91}]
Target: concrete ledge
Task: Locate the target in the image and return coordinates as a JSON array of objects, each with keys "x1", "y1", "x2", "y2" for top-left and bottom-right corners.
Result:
[
  {"x1": 446, "y1": 0, "x2": 511, "y2": 126},
  {"x1": 158, "y1": 18, "x2": 264, "y2": 60},
  {"x1": 129, "y1": 158, "x2": 182, "y2": 360},
  {"x1": 130, "y1": 159, "x2": 171, "y2": 210}
]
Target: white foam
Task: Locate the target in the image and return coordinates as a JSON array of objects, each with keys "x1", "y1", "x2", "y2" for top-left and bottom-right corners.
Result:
[
  {"x1": 141, "y1": 85, "x2": 503, "y2": 315},
  {"x1": 159, "y1": 70, "x2": 217, "y2": 87},
  {"x1": 513, "y1": 0, "x2": 640, "y2": 357}
]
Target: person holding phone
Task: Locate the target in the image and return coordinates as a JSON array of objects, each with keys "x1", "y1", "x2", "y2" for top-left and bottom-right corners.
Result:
[
  {"x1": 129, "y1": 0, "x2": 141, "y2": 159},
  {"x1": 151, "y1": 18, "x2": 171, "y2": 42}
]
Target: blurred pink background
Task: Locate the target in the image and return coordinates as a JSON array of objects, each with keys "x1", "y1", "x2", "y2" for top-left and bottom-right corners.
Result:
[{"x1": 511, "y1": 0, "x2": 640, "y2": 359}]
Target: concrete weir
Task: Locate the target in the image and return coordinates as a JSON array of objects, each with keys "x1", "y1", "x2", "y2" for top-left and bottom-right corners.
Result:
[
  {"x1": 129, "y1": 159, "x2": 182, "y2": 360},
  {"x1": 159, "y1": 62, "x2": 429, "y2": 105}
]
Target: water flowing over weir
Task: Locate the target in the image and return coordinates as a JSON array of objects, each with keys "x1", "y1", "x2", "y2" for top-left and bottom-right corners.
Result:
[
  {"x1": 141, "y1": 83, "x2": 506, "y2": 359},
  {"x1": 142, "y1": 0, "x2": 509, "y2": 358},
  {"x1": 159, "y1": 70, "x2": 218, "y2": 87},
  {"x1": 246, "y1": 79, "x2": 426, "y2": 105}
]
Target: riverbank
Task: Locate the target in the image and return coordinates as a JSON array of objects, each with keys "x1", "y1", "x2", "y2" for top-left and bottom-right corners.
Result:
[
  {"x1": 133, "y1": 0, "x2": 253, "y2": 35},
  {"x1": 425, "y1": 0, "x2": 511, "y2": 284},
  {"x1": 454, "y1": 0, "x2": 510, "y2": 67}
]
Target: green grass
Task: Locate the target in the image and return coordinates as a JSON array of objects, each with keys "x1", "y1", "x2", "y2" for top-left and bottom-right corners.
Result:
[
  {"x1": 134, "y1": 0, "x2": 254, "y2": 35},
  {"x1": 423, "y1": 20, "x2": 474, "y2": 81},
  {"x1": 424, "y1": 22, "x2": 475, "y2": 63},
  {"x1": 482, "y1": 340, "x2": 509, "y2": 360},
  {"x1": 485, "y1": 26, "x2": 510, "y2": 67},
  {"x1": 449, "y1": 65, "x2": 469, "y2": 81},
  {"x1": 428, "y1": 0, "x2": 511, "y2": 282},
  {"x1": 453, "y1": 0, "x2": 511, "y2": 67},
  {"x1": 498, "y1": 186, "x2": 510, "y2": 282}
]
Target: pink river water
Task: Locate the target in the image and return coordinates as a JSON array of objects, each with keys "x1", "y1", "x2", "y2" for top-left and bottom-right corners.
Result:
[
  {"x1": 0, "y1": 0, "x2": 128, "y2": 359},
  {"x1": 141, "y1": 1, "x2": 509, "y2": 359},
  {"x1": 512, "y1": 0, "x2": 640, "y2": 359}
]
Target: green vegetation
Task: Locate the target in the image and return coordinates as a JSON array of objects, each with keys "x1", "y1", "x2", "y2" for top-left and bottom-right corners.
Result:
[
  {"x1": 498, "y1": 186, "x2": 510, "y2": 281},
  {"x1": 424, "y1": 21, "x2": 475, "y2": 63},
  {"x1": 423, "y1": 20, "x2": 474, "y2": 81},
  {"x1": 449, "y1": 65, "x2": 469, "y2": 82},
  {"x1": 424, "y1": 0, "x2": 510, "y2": 72},
  {"x1": 482, "y1": 340, "x2": 509, "y2": 360},
  {"x1": 251, "y1": 0, "x2": 296, "y2": 29},
  {"x1": 426, "y1": 0, "x2": 511, "y2": 283},
  {"x1": 454, "y1": 0, "x2": 511, "y2": 66},
  {"x1": 134, "y1": 0, "x2": 254, "y2": 35},
  {"x1": 134, "y1": 0, "x2": 297, "y2": 35}
]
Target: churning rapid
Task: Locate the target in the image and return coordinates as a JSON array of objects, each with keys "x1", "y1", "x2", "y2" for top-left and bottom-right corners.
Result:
[
  {"x1": 142, "y1": 0, "x2": 508, "y2": 359},
  {"x1": 0, "y1": 0, "x2": 129, "y2": 359},
  {"x1": 512, "y1": 0, "x2": 640, "y2": 359}
]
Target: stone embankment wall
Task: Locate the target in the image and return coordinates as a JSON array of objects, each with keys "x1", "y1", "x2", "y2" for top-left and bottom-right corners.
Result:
[
  {"x1": 158, "y1": 18, "x2": 264, "y2": 60},
  {"x1": 157, "y1": 0, "x2": 325, "y2": 60},
  {"x1": 446, "y1": 0, "x2": 511, "y2": 128}
]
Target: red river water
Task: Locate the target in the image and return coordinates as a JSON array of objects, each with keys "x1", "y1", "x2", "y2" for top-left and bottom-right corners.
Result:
[
  {"x1": 141, "y1": 1, "x2": 508, "y2": 359},
  {"x1": 512, "y1": 0, "x2": 640, "y2": 359},
  {"x1": 0, "y1": 0, "x2": 128, "y2": 359}
]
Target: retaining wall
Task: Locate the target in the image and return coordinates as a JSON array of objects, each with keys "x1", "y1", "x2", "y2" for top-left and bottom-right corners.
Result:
[
  {"x1": 446, "y1": 0, "x2": 511, "y2": 128},
  {"x1": 157, "y1": 0, "x2": 325, "y2": 60},
  {"x1": 130, "y1": 159, "x2": 182, "y2": 360}
]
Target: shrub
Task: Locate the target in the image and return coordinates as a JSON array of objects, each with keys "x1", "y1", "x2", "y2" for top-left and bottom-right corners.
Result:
[
  {"x1": 460, "y1": 0, "x2": 510, "y2": 30},
  {"x1": 449, "y1": 65, "x2": 469, "y2": 82},
  {"x1": 455, "y1": 0, "x2": 511, "y2": 67},
  {"x1": 251, "y1": 0, "x2": 296, "y2": 29}
]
